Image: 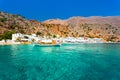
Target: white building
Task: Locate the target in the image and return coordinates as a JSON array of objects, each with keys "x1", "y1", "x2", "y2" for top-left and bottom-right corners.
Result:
[
  {"x1": 63, "y1": 37, "x2": 103, "y2": 43},
  {"x1": 12, "y1": 33, "x2": 40, "y2": 42},
  {"x1": 12, "y1": 33, "x2": 23, "y2": 41}
]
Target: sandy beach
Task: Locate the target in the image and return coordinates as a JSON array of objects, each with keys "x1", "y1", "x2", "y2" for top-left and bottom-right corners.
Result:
[{"x1": 0, "y1": 42, "x2": 21, "y2": 45}]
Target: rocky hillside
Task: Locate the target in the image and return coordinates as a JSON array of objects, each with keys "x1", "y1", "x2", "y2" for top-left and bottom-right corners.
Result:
[
  {"x1": 0, "y1": 11, "x2": 120, "y2": 42},
  {"x1": 44, "y1": 16, "x2": 120, "y2": 42},
  {"x1": 0, "y1": 11, "x2": 70, "y2": 38}
]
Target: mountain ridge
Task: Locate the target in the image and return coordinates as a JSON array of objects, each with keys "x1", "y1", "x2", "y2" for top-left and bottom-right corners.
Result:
[{"x1": 0, "y1": 11, "x2": 120, "y2": 42}]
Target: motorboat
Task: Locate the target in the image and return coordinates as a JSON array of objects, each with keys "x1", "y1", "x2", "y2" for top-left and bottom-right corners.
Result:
[{"x1": 34, "y1": 39, "x2": 61, "y2": 47}]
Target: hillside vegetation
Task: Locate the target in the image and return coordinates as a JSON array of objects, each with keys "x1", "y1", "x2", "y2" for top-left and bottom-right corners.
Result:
[{"x1": 0, "y1": 11, "x2": 120, "y2": 42}]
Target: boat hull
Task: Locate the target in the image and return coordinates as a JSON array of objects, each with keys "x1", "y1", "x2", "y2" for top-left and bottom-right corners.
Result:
[{"x1": 35, "y1": 44, "x2": 61, "y2": 47}]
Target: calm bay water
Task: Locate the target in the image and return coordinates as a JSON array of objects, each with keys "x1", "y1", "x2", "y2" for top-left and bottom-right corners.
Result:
[{"x1": 0, "y1": 43, "x2": 120, "y2": 80}]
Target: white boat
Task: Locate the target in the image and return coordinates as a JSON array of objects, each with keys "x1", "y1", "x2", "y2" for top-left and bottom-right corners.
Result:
[{"x1": 34, "y1": 39, "x2": 61, "y2": 47}]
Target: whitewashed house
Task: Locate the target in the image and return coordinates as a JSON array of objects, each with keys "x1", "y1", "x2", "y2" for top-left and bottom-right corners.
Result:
[{"x1": 12, "y1": 33, "x2": 23, "y2": 41}]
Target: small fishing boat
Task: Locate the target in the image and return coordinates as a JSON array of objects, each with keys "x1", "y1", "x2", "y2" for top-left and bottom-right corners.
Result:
[{"x1": 34, "y1": 39, "x2": 61, "y2": 47}]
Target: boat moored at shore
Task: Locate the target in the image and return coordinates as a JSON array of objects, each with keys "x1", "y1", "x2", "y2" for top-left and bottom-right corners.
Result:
[{"x1": 34, "y1": 39, "x2": 61, "y2": 47}]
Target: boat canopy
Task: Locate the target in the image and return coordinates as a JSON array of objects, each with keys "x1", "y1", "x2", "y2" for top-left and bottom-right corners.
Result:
[{"x1": 41, "y1": 39, "x2": 52, "y2": 43}]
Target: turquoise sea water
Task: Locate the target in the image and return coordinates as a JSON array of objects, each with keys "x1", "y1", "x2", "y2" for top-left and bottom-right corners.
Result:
[{"x1": 0, "y1": 43, "x2": 120, "y2": 80}]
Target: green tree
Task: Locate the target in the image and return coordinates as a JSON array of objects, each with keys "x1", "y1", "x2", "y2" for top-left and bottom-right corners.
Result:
[
  {"x1": 36, "y1": 32, "x2": 42, "y2": 36},
  {"x1": 53, "y1": 35, "x2": 57, "y2": 38},
  {"x1": 0, "y1": 34, "x2": 4, "y2": 40},
  {"x1": 0, "y1": 17, "x2": 7, "y2": 22},
  {"x1": 24, "y1": 36, "x2": 29, "y2": 39},
  {"x1": 2, "y1": 31, "x2": 15, "y2": 41},
  {"x1": 31, "y1": 38, "x2": 35, "y2": 42},
  {"x1": 16, "y1": 37, "x2": 21, "y2": 42}
]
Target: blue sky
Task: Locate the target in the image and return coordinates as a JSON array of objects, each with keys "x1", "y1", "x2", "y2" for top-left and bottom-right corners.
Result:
[{"x1": 0, "y1": 0, "x2": 120, "y2": 21}]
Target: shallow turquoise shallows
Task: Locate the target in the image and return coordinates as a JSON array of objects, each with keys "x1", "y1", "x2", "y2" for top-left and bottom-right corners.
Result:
[{"x1": 0, "y1": 43, "x2": 120, "y2": 80}]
